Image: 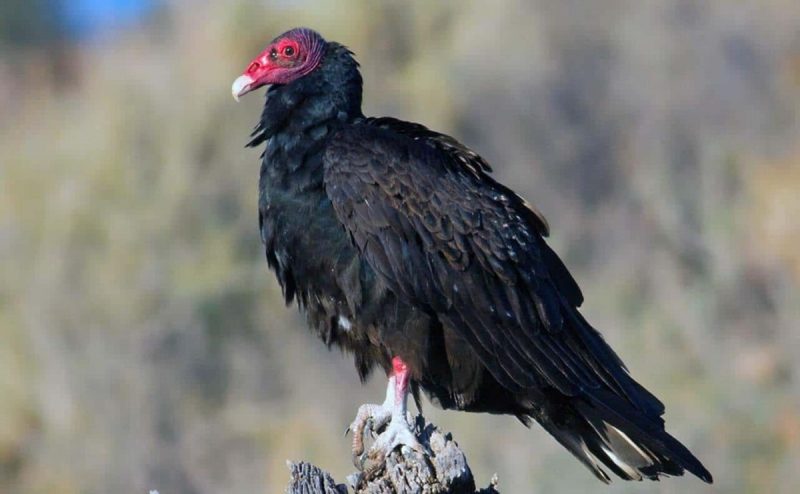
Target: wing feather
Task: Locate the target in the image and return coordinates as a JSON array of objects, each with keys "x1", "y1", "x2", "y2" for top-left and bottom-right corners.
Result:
[{"x1": 324, "y1": 121, "x2": 650, "y2": 411}]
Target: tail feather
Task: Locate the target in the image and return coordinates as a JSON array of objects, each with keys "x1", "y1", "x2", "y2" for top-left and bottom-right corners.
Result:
[
  {"x1": 543, "y1": 301, "x2": 712, "y2": 483},
  {"x1": 536, "y1": 417, "x2": 612, "y2": 484},
  {"x1": 533, "y1": 392, "x2": 713, "y2": 484},
  {"x1": 577, "y1": 395, "x2": 713, "y2": 483}
]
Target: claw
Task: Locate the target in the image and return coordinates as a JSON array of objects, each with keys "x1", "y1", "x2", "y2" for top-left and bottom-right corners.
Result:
[
  {"x1": 347, "y1": 376, "x2": 397, "y2": 461},
  {"x1": 360, "y1": 413, "x2": 425, "y2": 477},
  {"x1": 346, "y1": 358, "x2": 422, "y2": 475},
  {"x1": 368, "y1": 416, "x2": 423, "y2": 458},
  {"x1": 348, "y1": 402, "x2": 392, "y2": 462}
]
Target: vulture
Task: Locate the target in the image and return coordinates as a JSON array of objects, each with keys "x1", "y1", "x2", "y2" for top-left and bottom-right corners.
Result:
[{"x1": 231, "y1": 27, "x2": 712, "y2": 484}]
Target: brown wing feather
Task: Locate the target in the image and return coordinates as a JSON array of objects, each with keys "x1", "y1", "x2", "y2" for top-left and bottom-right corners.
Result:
[
  {"x1": 322, "y1": 121, "x2": 717, "y2": 484},
  {"x1": 324, "y1": 122, "x2": 654, "y2": 409}
]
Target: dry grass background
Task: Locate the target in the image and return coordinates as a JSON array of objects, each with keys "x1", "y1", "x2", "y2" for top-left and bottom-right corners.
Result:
[{"x1": 1, "y1": 0, "x2": 799, "y2": 492}]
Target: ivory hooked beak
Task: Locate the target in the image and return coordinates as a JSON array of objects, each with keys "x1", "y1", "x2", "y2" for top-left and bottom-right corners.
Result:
[{"x1": 231, "y1": 74, "x2": 254, "y2": 102}]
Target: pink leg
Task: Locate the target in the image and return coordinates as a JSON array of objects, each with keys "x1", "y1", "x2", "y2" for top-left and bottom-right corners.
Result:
[
  {"x1": 348, "y1": 358, "x2": 408, "y2": 459},
  {"x1": 365, "y1": 356, "x2": 421, "y2": 457},
  {"x1": 392, "y1": 356, "x2": 410, "y2": 411},
  {"x1": 347, "y1": 355, "x2": 423, "y2": 470}
]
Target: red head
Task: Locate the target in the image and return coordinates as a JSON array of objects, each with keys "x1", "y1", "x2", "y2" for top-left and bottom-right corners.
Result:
[{"x1": 232, "y1": 28, "x2": 327, "y2": 101}]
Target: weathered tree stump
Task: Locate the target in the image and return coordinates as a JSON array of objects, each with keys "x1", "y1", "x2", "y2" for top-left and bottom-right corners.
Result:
[{"x1": 285, "y1": 416, "x2": 500, "y2": 494}]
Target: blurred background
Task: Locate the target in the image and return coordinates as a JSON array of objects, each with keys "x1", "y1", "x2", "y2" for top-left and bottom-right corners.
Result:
[{"x1": 1, "y1": 0, "x2": 799, "y2": 492}]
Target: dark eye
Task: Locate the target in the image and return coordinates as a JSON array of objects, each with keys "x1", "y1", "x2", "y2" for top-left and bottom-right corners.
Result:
[{"x1": 283, "y1": 46, "x2": 295, "y2": 57}]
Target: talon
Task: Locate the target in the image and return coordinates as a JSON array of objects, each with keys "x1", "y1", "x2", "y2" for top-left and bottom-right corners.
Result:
[
  {"x1": 346, "y1": 357, "x2": 420, "y2": 472},
  {"x1": 366, "y1": 414, "x2": 424, "y2": 460},
  {"x1": 348, "y1": 398, "x2": 393, "y2": 461}
]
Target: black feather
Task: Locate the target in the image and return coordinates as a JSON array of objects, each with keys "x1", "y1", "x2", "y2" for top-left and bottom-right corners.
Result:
[{"x1": 243, "y1": 27, "x2": 712, "y2": 485}]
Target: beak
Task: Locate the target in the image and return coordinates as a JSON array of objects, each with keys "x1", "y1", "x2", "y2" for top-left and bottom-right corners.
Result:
[{"x1": 231, "y1": 74, "x2": 255, "y2": 102}]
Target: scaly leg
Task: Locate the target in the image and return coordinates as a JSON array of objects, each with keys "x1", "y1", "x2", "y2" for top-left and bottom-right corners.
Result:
[
  {"x1": 365, "y1": 356, "x2": 423, "y2": 459},
  {"x1": 346, "y1": 357, "x2": 422, "y2": 467},
  {"x1": 347, "y1": 376, "x2": 395, "y2": 459}
]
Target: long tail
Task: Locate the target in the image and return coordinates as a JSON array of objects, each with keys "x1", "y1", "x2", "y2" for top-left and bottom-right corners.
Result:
[
  {"x1": 527, "y1": 254, "x2": 714, "y2": 483},
  {"x1": 533, "y1": 388, "x2": 713, "y2": 483}
]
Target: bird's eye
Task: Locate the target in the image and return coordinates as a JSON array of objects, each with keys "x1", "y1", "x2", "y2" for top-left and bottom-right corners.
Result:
[{"x1": 283, "y1": 46, "x2": 295, "y2": 57}]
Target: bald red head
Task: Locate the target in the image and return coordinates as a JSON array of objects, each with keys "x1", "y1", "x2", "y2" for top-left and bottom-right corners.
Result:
[{"x1": 232, "y1": 28, "x2": 327, "y2": 100}]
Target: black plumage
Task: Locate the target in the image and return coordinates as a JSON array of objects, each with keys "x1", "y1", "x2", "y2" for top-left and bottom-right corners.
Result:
[{"x1": 234, "y1": 28, "x2": 712, "y2": 484}]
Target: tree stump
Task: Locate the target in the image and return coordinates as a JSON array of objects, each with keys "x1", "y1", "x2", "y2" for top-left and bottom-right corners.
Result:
[{"x1": 285, "y1": 416, "x2": 500, "y2": 494}]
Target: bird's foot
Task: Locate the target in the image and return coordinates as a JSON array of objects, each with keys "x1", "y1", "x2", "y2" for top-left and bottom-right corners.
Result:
[
  {"x1": 346, "y1": 359, "x2": 423, "y2": 477},
  {"x1": 360, "y1": 413, "x2": 425, "y2": 477},
  {"x1": 346, "y1": 403, "x2": 393, "y2": 461}
]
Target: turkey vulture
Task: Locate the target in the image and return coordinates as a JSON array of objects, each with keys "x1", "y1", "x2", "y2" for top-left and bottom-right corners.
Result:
[{"x1": 232, "y1": 27, "x2": 712, "y2": 484}]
